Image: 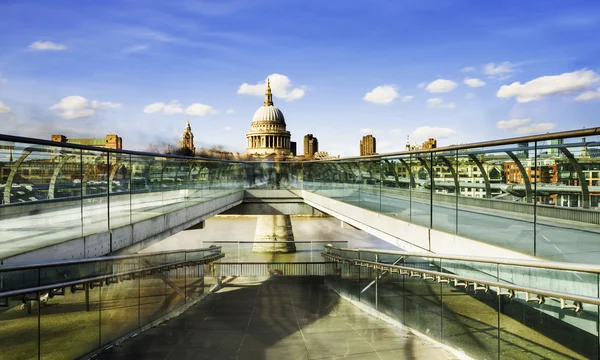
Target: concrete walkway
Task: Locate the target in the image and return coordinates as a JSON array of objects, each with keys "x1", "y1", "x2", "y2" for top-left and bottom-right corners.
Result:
[{"x1": 96, "y1": 277, "x2": 457, "y2": 360}]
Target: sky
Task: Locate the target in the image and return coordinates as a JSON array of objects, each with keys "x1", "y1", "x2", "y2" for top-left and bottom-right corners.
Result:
[{"x1": 1, "y1": 0, "x2": 600, "y2": 157}]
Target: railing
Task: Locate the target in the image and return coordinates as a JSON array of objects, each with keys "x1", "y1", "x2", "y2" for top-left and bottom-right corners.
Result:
[
  {"x1": 299, "y1": 129, "x2": 600, "y2": 264},
  {"x1": 322, "y1": 245, "x2": 600, "y2": 359},
  {"x1": 200, "y1": 240, "x2": 348, "y2": 263},
  {"x1": 0, "y1": 247, "x2": 224, "y2": 360},
  {"x1": 216, "y1": 262, "x2": 336, "y2": 277}
]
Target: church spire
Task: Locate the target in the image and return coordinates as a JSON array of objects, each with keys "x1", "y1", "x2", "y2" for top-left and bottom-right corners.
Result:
[{"x1": 264, "y1": 78, "x2": 273, "y2": 106}]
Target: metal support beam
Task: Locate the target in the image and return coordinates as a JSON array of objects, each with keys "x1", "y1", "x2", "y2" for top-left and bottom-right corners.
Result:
[
  {"x1": 506, "y1": 151, "x2": 533, "y2": 203},
  {"x1": 3, "y1": 149, "x2": 32, "y2": 204},
  {"x1": 438, "y1": 155, "x2": 459, "y2": 193},
  {"x1": 468, "y1": 154, "x2": 492, "y2": 198},
  {"x1": 398, "y1": 158, "x2": 415, "y2": 188},
  {"x1": 416, "y1": 156, "x2": 435, "y2": 192},
  {"x1": 558, "y1": 146, "x2": 590, "y2": 209},
  {"x1": 48, "y1": 155, "x2": 76, "y2": 200}
]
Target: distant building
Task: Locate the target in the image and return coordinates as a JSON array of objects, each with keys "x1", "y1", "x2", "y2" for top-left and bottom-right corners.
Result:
[
  {"x1": 290, "y1": 141, "x2": 297, "y2": 156},
  {"x1": 181, "y1": 120, "x2": 196, "y2": 154},
  {"x1": 421, "y1": 138, "x2": 437, "y2": 149},
  {"x1": 304, "y1": 134, "x2": 319, "y2": 157},
  {"x1": 360, "y1": 135, "x2": 376, "y2": 156},
  {"x1": 245, "y1": 79, "x2": 292, "y2": 158},
  {"x1": 51, "y1": 134, "x2": 122, "y2": 149},
  {"x1": 314, "y1": 151, "x2": 340, "y2": 160}
]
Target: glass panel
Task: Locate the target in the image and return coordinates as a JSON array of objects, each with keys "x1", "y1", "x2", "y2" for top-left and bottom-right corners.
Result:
[
  {"x1": 410, "y1": 154, "x2": 432, "y2": 228},
  {"x1": 99, "y1": 258, "x2": 140, "y2": 346},
  {"x1": 40, "y1": 285, "x2": 100, "y2": 360},
  {"x1": 457, "y1": 143, "x2": 536, "y2": 256},
  {"x1": 432, "y1": 151, "x2": 458, "y2": 234},
  {"x1": 82, "y1": 149, "x2": 109, "y2": 237},
  {"x1": 402, "y1": 256, "x2": 441, "y2": 340},
  {"x1": 440, "y1": 259, "x2": 499, "y2": 359},
  {"x1": 108, "y1": 153, "x2": 131, "y2": 229},
  {"x1": 0, "y1": 292, "x2": 39, "y2": 360},
  {"x1": 535, "y1": 135, "x2": 600, "y2": 264},
  {"x1": 380, "y1": 155, "x2": 412, "y2": 222}
]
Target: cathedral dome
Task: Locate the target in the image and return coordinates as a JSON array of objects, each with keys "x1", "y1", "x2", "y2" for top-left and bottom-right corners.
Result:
[{"x1": 252, "y1": 105, "x2": 285, "y2": 123}]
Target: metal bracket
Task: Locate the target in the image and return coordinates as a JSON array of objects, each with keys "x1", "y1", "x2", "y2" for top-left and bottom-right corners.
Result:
[
  {"x1": 49, "y1": 287, "x2": 65, "y2": 298},
  {"x1": 423, "y1": 274, "x2": 435, "y2": 281},
  {"x1": 497, "y1": 288, "x2": 515, "y2": 298},
  {"x1": 472, "y1": 283, "x2": 489, "y2": 292},
  {"x1": 71, "y1": 284, "x2": 86, "y2": 294},
  {"x1": 453, "y1": 279, "x2": 467, "y2": 287},
  {"x1": 410, "y1": 271, "x2": 421, "y2": 278},
  {"x1": 560, "y1": 299, "x2": 583, "y2": 313},
  {"x1": 436, "y1": 276, "x2": 449, "y2": 284},
  {"x1": 525, "y1": 292, "x2": 545, "y2": 304}
]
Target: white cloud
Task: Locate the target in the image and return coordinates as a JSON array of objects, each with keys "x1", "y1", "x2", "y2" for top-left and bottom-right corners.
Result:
[
  {"x1": 186, "y1": 103, "x2": 217, "y2": 116},
  {"x1": 464, "y1": 78, "x2": 486, "y2": 87},
  {"x1": 390, "y1": 128, "x2": 401, "y2": 134},
  {"x1": 143, "y1": 102, "x2": 167, "y2": 114},
  {"x1": 360, "y1": 128, "x2": 374, "y2": 133},
  {"x1": 363, "y1": 85, "x2": 398, "y2": 104},
  {"x1": 484, "y1": 62, "x2": 513, "y2": 77},
  {"x1": 464, "y1": 92, "x2": 476, "y2": 100},
  {"x1": 50, "y1": 96, "x2": 121, "y2": 119},
  {"x1": 497, "y1": 118, "x2": 531, "y2": 130},
  {"x1": 225, "y1": 108, "x2": 235, "y2": 114},
  {"x1": 426, "y1": 79, "x2": 457, "y2": 93},
  {"x1": 144, "y1": 101, "x2": 219, "y2": 116},
  {"x1": 400, "y1": 95, "x2": 414, "y2": 102},
  {"x1": 223, "y1": 126, "x2": 233, "y2": 131},
  {"x1": 238, "y1": 73, "x2": 305, "y2": 101},
  {"x1": 515, "y1": 123, "x2": 556, "y2": 135},
  {"x1": 461, "y1": 66, "x2": 476, "y2": 73},
  {"x1": 574, "y1": 88, "x2": 600, "y2": 101},
  {"x1": 426, "y1": 98, "x2": 456, "y2": 109},
  {"x1": 29, "y1": 41, "x2": 67, "y2": 51},
  {"x1": 497, "y1": 69, "x2": 600, "y2": 103},
  {"x1": 0, "y1": 101, "x2": 11, "y2": 114},
  {"x1": 417, "y1": 82, "x2": 427, "y2": 89},
  {"x1": 412, "y1": 126, "x2": 457, "y2": 139}
]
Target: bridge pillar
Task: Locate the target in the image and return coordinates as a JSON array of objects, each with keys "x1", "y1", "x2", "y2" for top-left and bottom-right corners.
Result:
[{"x1": 252, "y1": 215, "x2": 296, "y2": 253}]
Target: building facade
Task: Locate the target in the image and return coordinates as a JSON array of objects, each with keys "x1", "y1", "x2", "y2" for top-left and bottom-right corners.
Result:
[
  {"x1": 181, "y1": 120, "x2": 196, "y2": 154},
  {"x1": 304, "y1": 134, "x2": 319, "y2": 157},
  {"x1": 246, "y1": 79, "x2": 292, "y2": 157},
  {"x1": 360, "y1": 135, "x2": 376, "y2": 156},
  {"x1": 51, "y1": 134, "x2": 123, "y2": 149}
]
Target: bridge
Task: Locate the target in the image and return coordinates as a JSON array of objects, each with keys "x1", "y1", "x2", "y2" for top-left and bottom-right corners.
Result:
[{"x1": 1, "y1": 128, "x2": 600, "y2": 359}]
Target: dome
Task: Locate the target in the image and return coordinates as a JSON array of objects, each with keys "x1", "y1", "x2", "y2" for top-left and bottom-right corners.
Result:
[{"x1": 252, "y1": 105, "x2": 285, "y2": 123}]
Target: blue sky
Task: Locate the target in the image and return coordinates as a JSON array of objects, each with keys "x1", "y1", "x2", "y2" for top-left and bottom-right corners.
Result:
[{"x1": 1, "y1": 0, "x2": 600, "y2": 156}]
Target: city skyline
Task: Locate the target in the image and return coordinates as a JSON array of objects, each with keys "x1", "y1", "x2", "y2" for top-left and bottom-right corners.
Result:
[{"x1": 1, "y1": 1, "x2": 600, "y2": 156}]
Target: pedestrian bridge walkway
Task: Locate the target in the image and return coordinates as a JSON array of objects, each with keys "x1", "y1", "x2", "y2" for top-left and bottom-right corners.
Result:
[{"x1": 96, "y1": 276, "x2": 457, "y2": 360}]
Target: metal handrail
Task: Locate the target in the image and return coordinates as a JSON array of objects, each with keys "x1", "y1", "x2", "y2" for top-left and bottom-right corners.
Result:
[
  {"x1": 0, "y1": 253, "x2": 224, "y2": 299},
  {"x1": 322, "y1": 253, "x2": 598, "y2": 307},
  {"x1": 0, "y1": 134, "x2": 244, "y2": 163},
  {"x1": 304, "y1": 127, "x2": 600, "y2": 161},
  {"x1": 324, "y1": 245, "x2": 600, "y2": 274},
  {"x1": 0, "y1": 246, "x2": 222, "y2": 271},
  {"x1": 3, "y1": 127, "x2": 599, "y2": 163}
]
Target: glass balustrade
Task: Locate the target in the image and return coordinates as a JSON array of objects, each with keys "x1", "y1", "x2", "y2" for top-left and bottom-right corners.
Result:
[{"x1": 0, "y1": 248, "x2": 221, "y2": 360}]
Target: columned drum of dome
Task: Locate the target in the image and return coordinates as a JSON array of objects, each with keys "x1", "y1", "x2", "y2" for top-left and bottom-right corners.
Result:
[{"x1": 245, "y1": 79, "x2": 292, "y2": 157}]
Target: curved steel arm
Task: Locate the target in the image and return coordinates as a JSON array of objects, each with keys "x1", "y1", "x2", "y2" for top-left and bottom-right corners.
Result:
[
  {"x1": 48, "y1": 155, "x2": 76, "y2": 200},
  {"x1": 506, "y1": 151, "x2": 533, "y2": 203},
  {"x1": 398, "y1": 158, "x2": 415, "y2": 188},
  {"x1": 3, "y1": 149, "x2": 33, "y2": 204},
  {"x1": 558, "y1": 146, "x2": 590, "y2": 209},
  {"x1": 438, "y1": 155, "x2": 459, "y2": 193},
  {"x1": 468, "y1": 154, "x2": 492, "y2": 198}
]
